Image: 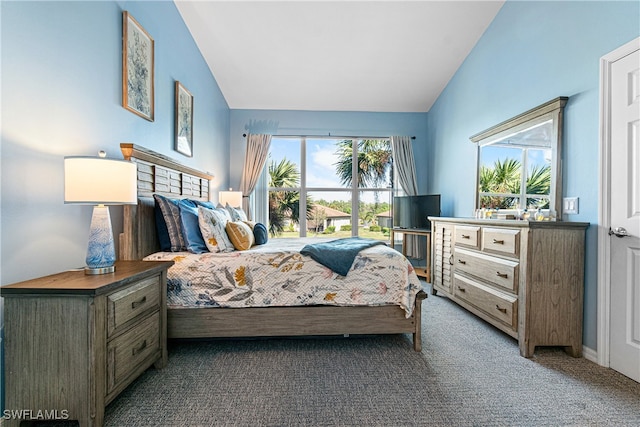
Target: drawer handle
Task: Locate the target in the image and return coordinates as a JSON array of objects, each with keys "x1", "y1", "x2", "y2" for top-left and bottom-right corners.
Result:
[
  {"x1": 457, "y1": 259, "x2": 467, "y2": 265},
  {"x1": 492, "y1": 239, "x2": 505, "y2": 245},
  {"x1": 495, "y1": 305, "x2": 507, "y2": 314},
  {"x1": 448, "y1": 255, "x2": 454, "y2": 265},
  {"x1": 457, "y1": 286, "x2": 466, "y2": 293},
  {"x1": 132, "y1": 340, "x2": 147, "y2": 356},
  {"x1": 461, "y1": 234, "x2": 470, "y2": 239},
  {"x1": 131, "y1": 296, "x2": 147, "y2": 309},
  {"x1": 496, "y1": 272, "x2": 508, "y2": 279}
]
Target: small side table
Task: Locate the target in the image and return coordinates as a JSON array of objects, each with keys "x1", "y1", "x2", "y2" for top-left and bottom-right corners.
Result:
[
  {"x1": 391, "y1": 228, "x2": 432, "y2": 283},
  {"x1": 2, "y1": 260, "x2": 173, "y2": 427}
]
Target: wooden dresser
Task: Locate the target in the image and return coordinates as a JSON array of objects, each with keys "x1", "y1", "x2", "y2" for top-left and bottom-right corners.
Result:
[
  {"x1": 2, "y1": 260, "x2": 173, "y2": 427},
  {"x1": 429, "y1": 217, "x2": 588, "y2": 358}
]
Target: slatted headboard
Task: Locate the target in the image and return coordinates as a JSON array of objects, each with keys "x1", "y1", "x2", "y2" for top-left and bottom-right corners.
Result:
[{"x1": 118, "y1": 143, "x2": 214, "y2": 260}]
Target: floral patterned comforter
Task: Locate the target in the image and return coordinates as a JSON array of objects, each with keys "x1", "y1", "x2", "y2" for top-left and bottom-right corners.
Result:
[{"x1": 144, "y1": 238, "x2": 423, "y2": 317}]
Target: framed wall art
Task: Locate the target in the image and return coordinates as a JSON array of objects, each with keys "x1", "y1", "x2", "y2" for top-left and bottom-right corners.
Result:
[
  {"x1": 122, "y1": 11, "x2": 154, "y2": 121},
  {"x1": 175, "y1": 81, "x2": 194, "y2": 157}
]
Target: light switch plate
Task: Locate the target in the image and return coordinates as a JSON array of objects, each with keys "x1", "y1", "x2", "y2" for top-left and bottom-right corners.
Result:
[{"x1": 563, "y1": 197, "x2": 579, "y2": 214}]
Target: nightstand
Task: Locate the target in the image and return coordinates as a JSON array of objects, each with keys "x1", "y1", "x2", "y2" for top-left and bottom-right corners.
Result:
[{"x1": 2, "y1": 260, "x2": 173, "y2": 427}]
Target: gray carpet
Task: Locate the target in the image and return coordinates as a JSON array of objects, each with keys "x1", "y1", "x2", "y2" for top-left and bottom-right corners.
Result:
[{"x1": 105, "y1": 283, "x2": 640, "y2": 426}]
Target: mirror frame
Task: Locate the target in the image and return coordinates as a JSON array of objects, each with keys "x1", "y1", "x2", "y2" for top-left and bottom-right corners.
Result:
[{"x1": 470, "y1": 96, "x2": 568, "y2": 218}]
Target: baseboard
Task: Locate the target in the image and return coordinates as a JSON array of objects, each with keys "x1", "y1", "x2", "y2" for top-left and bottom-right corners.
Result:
[{"x1": 582, "y1": 345, "x2": 598, "y2": 364}]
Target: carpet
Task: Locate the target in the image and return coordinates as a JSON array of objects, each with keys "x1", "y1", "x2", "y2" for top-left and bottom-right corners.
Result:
[{"x1": 105, "y1": 284, "x2": 640, "y2": 426}]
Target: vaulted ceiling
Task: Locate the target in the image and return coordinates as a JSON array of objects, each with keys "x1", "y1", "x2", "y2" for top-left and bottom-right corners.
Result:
[{"x1": 175, "y1": 1, "x2": 505, "y2": 113}]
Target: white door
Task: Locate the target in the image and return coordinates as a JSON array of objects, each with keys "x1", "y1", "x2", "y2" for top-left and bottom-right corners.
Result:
[{"x1": 609, "y1": 45, "x2": 640, "y2": 382}]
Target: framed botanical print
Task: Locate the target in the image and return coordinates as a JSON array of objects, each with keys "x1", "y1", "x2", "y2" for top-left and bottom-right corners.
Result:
[
  {"x1": 122, "y1": 11, "x2": 154, "y2": 121},
  {"x1": 175, "y1": 81, "x2": 194, "y2": 157}
]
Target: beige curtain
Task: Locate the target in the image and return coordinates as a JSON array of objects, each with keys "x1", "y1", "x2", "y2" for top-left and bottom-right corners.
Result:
[
  {"x1": 239, "y1": 133, "x2": 272, "y2": 220},
  {"x1": 391, "y1": 136, "x2": 421, "y2": 258}
]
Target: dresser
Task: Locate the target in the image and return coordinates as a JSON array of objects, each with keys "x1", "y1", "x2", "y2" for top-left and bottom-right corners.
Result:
[
  {"x1": 2, "y1": 260, "x2": 173, "y2": 427},
  {"x1": 430, "y1": 217, "x2": 588, "y2": 358}
]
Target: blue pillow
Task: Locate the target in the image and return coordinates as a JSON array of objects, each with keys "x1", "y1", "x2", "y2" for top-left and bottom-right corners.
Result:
[
  {"x1": 178, "y1": 200, "x2": 208, "y2": 254},
  {"x1": 154, "y1": 197, "x2": 172, "y2": 251},
  {"x1": 253, "y1": 222, "x2": 268, "y2": 245},
  {"x1": 153, "y1": 195, "x2": 197, "y2": 252},
  {"x1": 190, "y1": 199, "x2": 215, "y2": 209}
]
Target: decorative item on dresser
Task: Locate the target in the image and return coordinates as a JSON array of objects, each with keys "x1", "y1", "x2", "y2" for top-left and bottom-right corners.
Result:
[
  {"x1": 430, "y1": 217, "x2": 588, "y2": 358},
  {"x1": 118, "y1": 143, "x2": 427, "y2": 352},
  {"x1": 2, "y1": 260, "x2": 173, "y2": 427}
]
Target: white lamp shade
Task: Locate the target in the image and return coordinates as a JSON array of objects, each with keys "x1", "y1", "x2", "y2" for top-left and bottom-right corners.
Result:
[
  {"x1": 219, "y1": 190, "x2": 243, "y2": 208},
  {"x1": 64, "y1": 157, "x2": 137, "y2": 205}
]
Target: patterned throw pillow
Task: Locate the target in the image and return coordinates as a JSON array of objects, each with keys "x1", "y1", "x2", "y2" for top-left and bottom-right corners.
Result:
[
  {"x1": 226, "y1": 221, "x2": 255, "y2": 251},
  {"x1": 153, "y1": 194, "x2": 189, "y2": 251},
  {"x1": 198, "y1": 206, "x2": 235, "y2": 253}
]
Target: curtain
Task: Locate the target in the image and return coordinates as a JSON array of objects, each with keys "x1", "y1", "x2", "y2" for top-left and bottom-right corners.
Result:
[
  {"x1": 391, "y1": 135, "x2": 421, "y2": 258},
  {"x1": 239, "y1": 133, "x2": 272, "y2": 220}
]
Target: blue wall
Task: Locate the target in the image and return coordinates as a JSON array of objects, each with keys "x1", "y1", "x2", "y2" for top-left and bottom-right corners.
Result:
[
  {"x1": 229, "y1": 109, "x2": 429, "y2": 191},
  {"x1": 0, "y1": 0, "x2": 230, "y2": 285},
  {"x1": 426, "y1": 0, "x2": 640, "y2": 350},
  {"x1": 0, "y1": 1, "x2": 230, "y2": 408}
]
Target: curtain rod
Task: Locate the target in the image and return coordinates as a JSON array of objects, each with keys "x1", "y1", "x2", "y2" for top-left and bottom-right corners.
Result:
[{"x1": 242, "y1": 133, "x2": 415, "y2": 140}]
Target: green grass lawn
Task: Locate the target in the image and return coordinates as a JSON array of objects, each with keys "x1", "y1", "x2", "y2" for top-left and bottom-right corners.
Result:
[{"x1": 272, "y1": 227, "x2": 390, "y2": 241}]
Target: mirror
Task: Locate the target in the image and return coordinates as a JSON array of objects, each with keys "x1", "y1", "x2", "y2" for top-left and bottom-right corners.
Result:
[{"x1": 471, "y1": 97, "x2": 568, "y2": 218}]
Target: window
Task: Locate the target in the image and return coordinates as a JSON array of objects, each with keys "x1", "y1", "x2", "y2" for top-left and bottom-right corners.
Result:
[
  {"x1": 267, "y1": 137, "x2": 392, "y2": 241},
  {"x1": 478, "y1": 144, "x2": 551, "y2": 210}
]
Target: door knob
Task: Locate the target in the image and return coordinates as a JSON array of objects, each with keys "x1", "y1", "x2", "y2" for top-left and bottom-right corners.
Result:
[{"x1": 609, "y1": 227, "x2": 629, "y2": 238}]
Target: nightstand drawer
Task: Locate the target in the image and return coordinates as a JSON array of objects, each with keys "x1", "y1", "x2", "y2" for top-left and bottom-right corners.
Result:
[
  {"x1": 481, "y1": 227, "x2": 520, "y2": 257},
  {"x1": 107, "y1": 275, "x2": 160, "y2": 336},
  {"x1": 453, "y1": 274, "x2": 517, "y2": 329},
  {"x1": 454, "y1": 247, "x2": 519, "y2": 292},
  {"x1": 455, "y1": 225, "x2": 480, "y2": 249},
  {"x1": 107, "y1": 311, "x2": 160, "y2": 394}
]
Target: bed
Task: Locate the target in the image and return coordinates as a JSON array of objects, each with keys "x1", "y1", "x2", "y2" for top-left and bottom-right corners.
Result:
[{"x1": 118, "y1": 143, "x2": 427, "y2": 351}]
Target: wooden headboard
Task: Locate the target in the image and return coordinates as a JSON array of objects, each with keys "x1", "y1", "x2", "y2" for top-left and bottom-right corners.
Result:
[{"x1": 118, "y1": 143, "x2": 214, "y2": 260}]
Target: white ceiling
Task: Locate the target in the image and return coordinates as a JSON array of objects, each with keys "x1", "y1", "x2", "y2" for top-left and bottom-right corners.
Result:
[{"x1": 175, "y1": 1, "x2": 504, "y2": 113}]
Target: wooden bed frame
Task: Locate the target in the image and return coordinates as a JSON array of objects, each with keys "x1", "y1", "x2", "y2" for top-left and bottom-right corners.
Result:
[{"x1": 118, "y1": 143, "x2": 427, "y2": 351}]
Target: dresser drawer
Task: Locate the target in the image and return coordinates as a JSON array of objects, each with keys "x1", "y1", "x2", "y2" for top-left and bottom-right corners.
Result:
[
  {"x1": 455, "y1": 225, "x2": 480, "y2": 249},
  {"x1": 107, "y1": 311, "x2": 160, "y2": 394},
  {"x1": 454, "y1": 248, "x2": 519, "y2": 292},
  {"x1": 453, "y1": 274, "x2": 517, "y2": 329},
  {"x1": 107, "y1": 276, "x2": 160, "y2": 336},
  {"x1": 481, "y1": 227, "x2": 520, "y2": 257}
]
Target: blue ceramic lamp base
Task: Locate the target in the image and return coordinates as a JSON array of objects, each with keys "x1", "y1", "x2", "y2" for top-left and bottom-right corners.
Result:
[{"x1": 85, "y1": 205, "x2": 116, "y2": 275}]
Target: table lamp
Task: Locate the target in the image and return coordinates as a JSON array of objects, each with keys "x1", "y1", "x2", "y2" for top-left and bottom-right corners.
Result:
[
  {"x1": 64, "y1": 152, "x2": 137, "y2": 274},
  {"x1": 219, "y1": 188, "x2": 243, "y2": 207}
]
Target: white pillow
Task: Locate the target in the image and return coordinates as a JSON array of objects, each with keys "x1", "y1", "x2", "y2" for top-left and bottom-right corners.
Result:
[
  {"x1": 198, "y1": 206, "x2": 235, "y2": 253},
  {"x1": 225, "y1": 202, "x2": 248, "y2": 221}
]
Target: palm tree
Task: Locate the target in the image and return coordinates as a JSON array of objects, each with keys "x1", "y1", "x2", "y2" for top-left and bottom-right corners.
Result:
[
  {"x1": 334, "y1": 139, "x2": 392, "y2": 224},
  {"x1": 479, "y1": 158, "x2": 521, "y2": 209},
  {"x1": 334, "y1": 139, "x2": 392, "y2": 188},
  {"x1": 268, "y1": 157, "x2": 313, "y2": 237},
  {"x1": 479, "y1": 158, "x2": 551, "y2": 209},
  {"x1": 525, "y1": 164, "x2": 551, "y2": 208}
]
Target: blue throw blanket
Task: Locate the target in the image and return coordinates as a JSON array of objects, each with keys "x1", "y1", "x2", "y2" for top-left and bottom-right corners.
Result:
[{"x1": 300, "y1": 237, "x2": 385, "y2": 276}]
